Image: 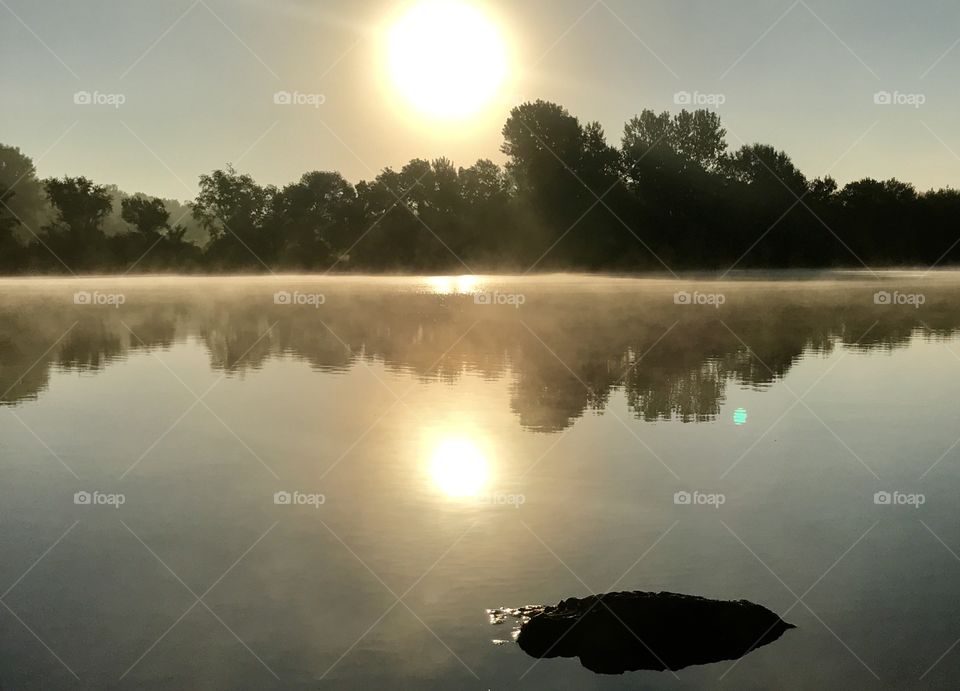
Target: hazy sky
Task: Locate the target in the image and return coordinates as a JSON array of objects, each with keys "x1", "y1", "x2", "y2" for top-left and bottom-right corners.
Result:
[{"x1": 4, "y1": 0, "x2": 960, "y2": 199}]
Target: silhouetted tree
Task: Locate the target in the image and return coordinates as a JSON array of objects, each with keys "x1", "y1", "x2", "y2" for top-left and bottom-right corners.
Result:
[
  {"x1": 725, "y1": 143, "x2": 807, "y2": 194},
  {"x1": 121, "y1": 196, "x2": 170, "y2": 238},
  {"x1": 619, "y1": 109, "x2": 731, "y2": 267},
  {"x1": 273, "y1": 171, "x2": 357, "y2": 268},
  {"x1": 193, "y1": 166, "x2": 277, "y2": 268},
  {"x1": 457, "y1": 159, "x2": 515, "y2": 262},
  {"x1": 502, "y1": 101, "x2": 631, "y2": 267},
  {"x1": 42, "y1": 176, "x2": 112, "y2": 269},
  {"x1": 353, "y1": 158, "x2": 473, "y2": 270},
  {"x1": 919, "y1": 188, "x2": 960, "y2": 265},
  {"x1": 113, "y1": 194, "x2": 200, "y2": 269},
  {"x1": 0, "y1": 145, "x2": 51, "y2": 270},
  {"x1": 837, "y1": 178, "x2": 918, "y2": 263}
]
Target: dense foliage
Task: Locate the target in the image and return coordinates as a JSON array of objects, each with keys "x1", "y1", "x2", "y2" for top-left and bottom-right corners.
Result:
[{"x1": 2, "y1": 100, "x2": 958, "y2": 273}]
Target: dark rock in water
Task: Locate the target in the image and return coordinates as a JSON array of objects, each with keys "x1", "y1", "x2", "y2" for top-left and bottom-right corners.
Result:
[{"x1": 515, "y1": 591, "x2": 794, "y2": 674}]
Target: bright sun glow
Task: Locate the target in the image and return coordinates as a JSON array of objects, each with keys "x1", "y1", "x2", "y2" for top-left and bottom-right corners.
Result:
[
  {"x1": 429, "y1": 437, "x2": 490, "y2": 497},
  {"x1": 425, "y1": 275, "x2": 480, "y2": 294},
  {"x1": 387, "y1": 1, "x2": 507, "y2": 120}
]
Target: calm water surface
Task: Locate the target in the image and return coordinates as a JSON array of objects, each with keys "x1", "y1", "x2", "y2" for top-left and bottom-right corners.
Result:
[{"x1": 2, "y1": 273, "x2": 960, "y2": 689}]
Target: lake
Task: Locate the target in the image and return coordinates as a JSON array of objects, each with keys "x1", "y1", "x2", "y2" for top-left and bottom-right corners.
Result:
[{"x1": 1, "y1": 273, "x2": 959, "y2": 689}]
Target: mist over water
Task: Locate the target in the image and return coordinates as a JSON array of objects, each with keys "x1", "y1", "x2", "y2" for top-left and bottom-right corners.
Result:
[
  {"x1": 3, "y1": 273, "x2": 960, "y2": 689},
  {"x1": 1, "y1": 272, "x2": 953, "y2": 421}
]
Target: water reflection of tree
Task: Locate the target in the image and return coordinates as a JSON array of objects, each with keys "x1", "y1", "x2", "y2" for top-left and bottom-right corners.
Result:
[{"x1": 0, "y1": 282, "x2": 956, "y2": 432}]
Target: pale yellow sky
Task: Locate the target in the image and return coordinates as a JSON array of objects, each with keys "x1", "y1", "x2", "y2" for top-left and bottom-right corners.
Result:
[{"x1": 3, "y1": 0, "x2": 960, "y2": 199}]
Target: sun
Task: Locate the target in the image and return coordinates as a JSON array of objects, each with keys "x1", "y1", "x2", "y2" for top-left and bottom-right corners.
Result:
[{"x1": 387, "y1": 1, "x2": 508, "y2": 120}]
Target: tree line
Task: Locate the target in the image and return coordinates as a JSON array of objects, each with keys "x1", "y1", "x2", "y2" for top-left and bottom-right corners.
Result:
[{"x1": 2, "y1": 100, "x2": 958, "y2": 273}]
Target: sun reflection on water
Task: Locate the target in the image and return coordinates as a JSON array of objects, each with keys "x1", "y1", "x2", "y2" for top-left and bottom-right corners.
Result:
[
  {"x1": 425, "y1": 275, "x2": 480, "y2": 295},
  {"x1": 428, "y1": 437, "x2": 490, "y2": 498}
]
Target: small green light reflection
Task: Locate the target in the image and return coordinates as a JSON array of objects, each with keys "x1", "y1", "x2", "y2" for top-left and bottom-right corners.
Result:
[{"x1": 733, "y1": 407, "x2": 748, "y2": 426}]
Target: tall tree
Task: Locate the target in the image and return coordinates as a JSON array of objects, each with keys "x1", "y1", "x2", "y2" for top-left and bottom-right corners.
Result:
[
  {"x1": 274, "y1": 171, "x2": 357, "y2": 268},
  {"x1": 502, "y1": 101, "x2": 617, "y2": 266},
  {"x1": 724, "y1": 143, "x2": 808, "y2": 195},
  {"x1": 121, "y1": 196, "x2": 170, "y2": 238},
  {"x1": 0, "y1": 145, "x2": 50, "y2": 249},
  {"x1": 193, "y1": 166, "x2": 277, "y2": 267},
  {"x1": 457, "y1": 159, "x2": 514, "y2": 261},
  {"x1": 42, "y1": 176, "x2": 113, "y2": 269}
]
